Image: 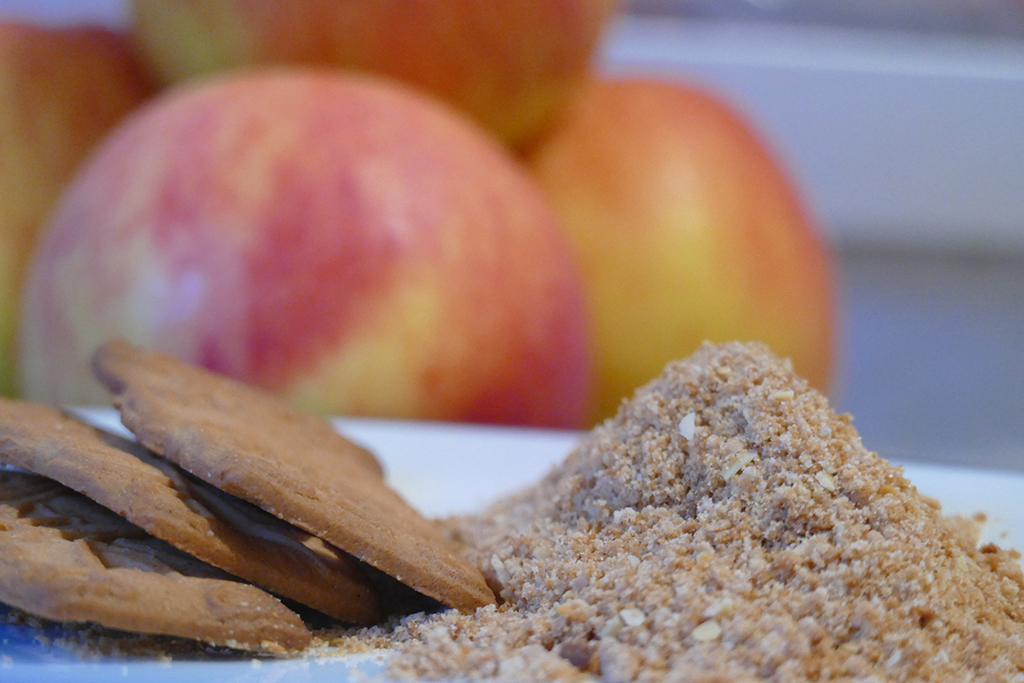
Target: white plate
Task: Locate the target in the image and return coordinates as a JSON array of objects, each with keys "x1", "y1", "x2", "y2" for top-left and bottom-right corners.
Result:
[{"x1": 3, "y1": 413, "x2": 1023, "y2": 682}]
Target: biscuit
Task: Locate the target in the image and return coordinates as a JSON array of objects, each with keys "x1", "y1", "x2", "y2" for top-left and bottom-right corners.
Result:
[
  {"x1": 92, "y1": 340, "x2": 496, "y2": 613},
  {"x1": 0, "y1": 471, "x2": 311, "y2": 652},
  {"x1": 0, "y1": 399, "x2": 380, "y2": 624},
  {"x1": 90, "y1": 342, "x2": 385, "y2": 481}
]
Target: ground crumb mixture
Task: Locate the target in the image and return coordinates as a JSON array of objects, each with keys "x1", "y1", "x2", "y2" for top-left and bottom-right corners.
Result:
[{"x1": 332, "y1": 341, "x2": 1024, "y2": 682}]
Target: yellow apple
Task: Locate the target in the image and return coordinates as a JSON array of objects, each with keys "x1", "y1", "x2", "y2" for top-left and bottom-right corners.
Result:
[
  {"x1": 528, "y1": 78, "x2": 837, "y2": 423},
  {"x1": 129, "y1": 0, "x2": 618, "y2": 148},
  {"x1": 0, "y1": 21, "x2": 152, "y2": 396}
]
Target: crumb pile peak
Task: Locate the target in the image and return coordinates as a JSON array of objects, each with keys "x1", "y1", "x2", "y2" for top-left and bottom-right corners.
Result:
[{"x1": 498, "y1": 342, "x2": 914, "y2": 542}]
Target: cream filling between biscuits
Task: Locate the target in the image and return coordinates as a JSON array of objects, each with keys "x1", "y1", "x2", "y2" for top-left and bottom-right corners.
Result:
[{"x1": 178, "y1": 470, "x2": 356, "y2": 575}]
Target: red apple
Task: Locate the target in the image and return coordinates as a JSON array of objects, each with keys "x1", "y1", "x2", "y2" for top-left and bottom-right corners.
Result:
[
  {"x1": 0, "y1": 22, "x2": 152, "y2": 397},
  {"x1": 19, "y1": 70, "x2": 591, "y2": 428},
  {"x1": 528, "y1": 78, "x2": 837, "y2": 422},
  {"x1": 129, "y1": 0, "x2": 618, "y2": 147}
]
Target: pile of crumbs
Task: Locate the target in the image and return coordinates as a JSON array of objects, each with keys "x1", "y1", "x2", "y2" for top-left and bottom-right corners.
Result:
[{"x1": 322, "y1": 341, "x2": 1024, "y2": 682}]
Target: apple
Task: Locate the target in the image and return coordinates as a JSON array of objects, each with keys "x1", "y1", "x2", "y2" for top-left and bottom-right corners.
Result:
[
  {"x1": 0, "y1": 22, "x2": 152, "y2": 397},
  {"x1": 128, "y1": 0, "x2": 618, "y2": 147},
  {"x1": 528, "y1": 78, "x2": 837, "y2": 423},
  {"x1": 19, "y1": 69, "x2": 591, "y2": 428}
]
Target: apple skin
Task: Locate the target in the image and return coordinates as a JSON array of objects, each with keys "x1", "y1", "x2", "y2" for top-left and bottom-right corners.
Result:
[
  {"x1": 129, "y1": 0, "x2": 618, "y2": 148},
  {"x1": 528, "y1": 78, "x2": 837, "y2": 423},
  {"x1": 19, "y1": 70, "x2": 592, "y2": 428},
  {"x1": 0, "y1": 22, "x2": 152, "y2": 397}
]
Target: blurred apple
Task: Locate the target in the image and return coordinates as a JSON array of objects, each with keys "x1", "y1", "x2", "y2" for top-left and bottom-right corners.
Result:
[
  {"x1": 528, "y1": 78, "x2": 837, "y2": 422},
  {"x1": 19, "y1": 70, "x2": 591, "y2": 428},
  {"x1": 129, "y1": 0, "x2": 618, "y2": 147},
  {"x1": 0, "y1": 21, "x2": 151, "y2": 397}
]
